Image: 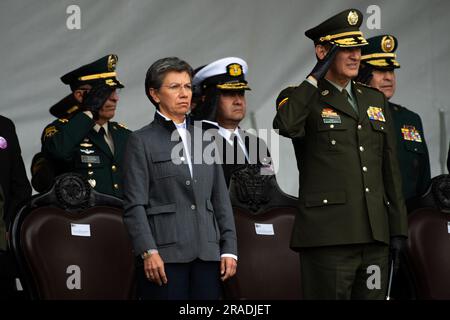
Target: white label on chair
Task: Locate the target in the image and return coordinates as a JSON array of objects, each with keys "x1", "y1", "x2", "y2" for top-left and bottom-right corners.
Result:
[
  {"x1": 71, "y1": 223, "x2": 91, "y2": 237},
  {"x1": 448, "y1": 222, "x2": 450, "y2": 234},
  {"x1": 254, "y1": 223, "x2": 274, "y2": 235}
]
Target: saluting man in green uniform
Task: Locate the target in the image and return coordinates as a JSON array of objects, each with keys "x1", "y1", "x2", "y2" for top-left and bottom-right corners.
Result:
[
  {"x1": 357, "y1": 35, "x2": 431, "y2": 212},
  {"x1": 273, "y1": 9, "x2": 408, "y2": 299},
  {"x1": 40, "y1": 54, "x2": 131, "y2": 198}
]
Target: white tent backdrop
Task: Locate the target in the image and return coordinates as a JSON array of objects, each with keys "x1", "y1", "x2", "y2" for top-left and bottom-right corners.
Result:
[{"x1": 1, "y1": 0, "x2": 449, "y2": 195}]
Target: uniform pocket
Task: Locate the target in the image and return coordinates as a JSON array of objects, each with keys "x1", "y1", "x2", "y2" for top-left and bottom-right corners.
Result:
[
  {"x1": 317, "y1": 121, "x2": 349, "y2": 153},
  {"x1": 304, "y1": 191, "x2": 346, "y2": 208},
  {"x1": 369, "y1": 121, "x2": 387, "y2": 156},
  {"x1": 151, "y1": 151, "x2": 178, "y2": 179},
  {"x1": 146, "y1": 203, "x2": 178, "y2": 246},
  {"x1": 404, "y1": 142, "x2": 425, "y2": 154}
]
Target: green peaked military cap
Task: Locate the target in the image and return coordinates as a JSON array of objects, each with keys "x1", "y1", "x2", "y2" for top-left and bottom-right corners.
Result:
[
  {"x1": 60, "y1": 54, "x2": 124, "y2": 90},
  {"x1": 361, "y1": 35, "x2": 400, "y2": 70},
  {"x1": 305, "y1": 8, "x2": 368, "y2": 47}
]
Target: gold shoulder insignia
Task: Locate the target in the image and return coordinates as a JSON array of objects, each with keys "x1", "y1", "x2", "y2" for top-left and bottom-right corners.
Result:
[
  {"x1": 58, "y1": 118, "x2": 69, "y2": 123},
  {"x1": 117, "y1": 123, "x2": 128, "y2": 129},
  {"x1": 44, "y1": 126, "x2": 58, "y2": 139},
  {"x1": 277, "y1": 98, "x2": 289, "y2": 109}
]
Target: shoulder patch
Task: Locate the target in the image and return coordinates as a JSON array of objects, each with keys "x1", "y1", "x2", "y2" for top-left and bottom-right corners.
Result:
[
  {"x1": 277, "y1": 97, "x2": 289, "y2": 109},
  {"x1": 276, "y1": 86, "x2": 296, "y2": 110},
  {"x1": 44, "y1": 126, "x2": 58, "y2": 139}
]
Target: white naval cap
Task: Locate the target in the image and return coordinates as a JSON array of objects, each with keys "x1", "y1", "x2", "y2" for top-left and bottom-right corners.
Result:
[{"x1": 192, "y1": 57, "x2": 250, "y2": 91}]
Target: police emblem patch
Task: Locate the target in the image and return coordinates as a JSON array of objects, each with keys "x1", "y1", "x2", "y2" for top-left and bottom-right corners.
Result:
[
  {"x1": 381, "y1": 36, "x2": 395, "y2": 53},
  {"x1": 44, "y1": 126, "x2": 58, "y2": 138},
  {"x1": 321, "y1": 108, "x2": 341, "y2": 124},
  {"x1": 401, "y1": 125, "x2": 422, "y2": 142},
  {"x1": 347, "y1": 10, "x2": 359, "y2": 26},
  {"x1": 107, "y1": 54, "x2": 118, "y2": 71},
  {"x1": 367, "y1": 106, "x2": 386, "y2": 122}
]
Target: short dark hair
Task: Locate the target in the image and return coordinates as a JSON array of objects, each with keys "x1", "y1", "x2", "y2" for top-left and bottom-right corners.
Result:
[{"x1": 144, "y1": 57, "x2": 193, "y2": 108}]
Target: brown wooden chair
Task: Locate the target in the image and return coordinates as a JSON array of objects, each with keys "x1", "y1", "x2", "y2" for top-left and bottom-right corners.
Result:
[
  {"x1": 10, "y1": 173, "x2": 135, "y2": 300},
  {"x1": 405, "y1": 174, "x2": 450, "y2": 299},
  {"x1": 223, "y1": 165, "x2": 302, "y2": 299}
]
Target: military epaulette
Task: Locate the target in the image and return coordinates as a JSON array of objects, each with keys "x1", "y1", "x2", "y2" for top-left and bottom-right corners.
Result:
[
  {"x1": 58, "y1": 118, "x2": 69, "y2": 123},
  {"x1": 354, "y1": 81, "x2": 381, "y2": 92},
  {"x1": 117, "y1": 123, "x2": 128, "y2": 129}
]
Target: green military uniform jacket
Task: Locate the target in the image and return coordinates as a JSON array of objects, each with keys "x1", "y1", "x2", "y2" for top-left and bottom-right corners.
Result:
[
  {"x1": 42, "y1": 112, "x2": 131, "y2": 198},
  {"x1": 389, "y1": 102, "x2": 431, "y2": 208},
  {"x1": 273, "y1": 79, "x2": 408, "y2": 249}
]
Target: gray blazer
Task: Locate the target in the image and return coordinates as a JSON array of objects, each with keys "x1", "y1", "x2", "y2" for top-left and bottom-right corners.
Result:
[{"x1": 123, "y1": 113, "x2": 237, "y2": 263}]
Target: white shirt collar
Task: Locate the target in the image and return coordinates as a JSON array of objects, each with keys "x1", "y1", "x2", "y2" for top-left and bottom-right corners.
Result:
[
  {"x1": 326, "y1": 78, "x2": 352, "y2": 91},
  {"x1": 218, "y1": 126, "x2": 241, "y2": 143},
  {"x1": 157, "y1": 110, "x2": 186, "y2": 128},
  {"x1": 93, "y1": 123, "x2": 109, "y2": 135},
  {"x1": 325, "y1": 79, "x2": 355, "y2": 101}
]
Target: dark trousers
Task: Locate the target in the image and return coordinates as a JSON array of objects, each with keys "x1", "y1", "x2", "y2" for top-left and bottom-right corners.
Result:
[
  {"x1": 0, "y1": 250, "x2": 23, "y2": 300},
  {"x1": 136, "y1": 258, "x2": 221, "y2": 300},
  {"x1": 300, "y1": 243, "x2": 389, "y2": 300}
]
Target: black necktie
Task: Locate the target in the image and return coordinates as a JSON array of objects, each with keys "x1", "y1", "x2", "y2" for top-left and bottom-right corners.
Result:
[
  {"x1": 231, "y1": 133, "x2": 247, "y2": 165},
  {"x1": 98, "y1": 127, "x2": 106, "y2": 137},
  {"x1": 98, "y1": 127, "x2": 114, "y2": 153}
]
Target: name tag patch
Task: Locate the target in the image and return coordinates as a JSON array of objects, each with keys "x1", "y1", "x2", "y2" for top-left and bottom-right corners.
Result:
[{"x1": 81, "y1": 155, "x2": 100, "y2": 164}]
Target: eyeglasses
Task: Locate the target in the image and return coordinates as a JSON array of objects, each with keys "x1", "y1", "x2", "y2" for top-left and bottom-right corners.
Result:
[{"x1": 160, "y1": 83, "x2": 193, "y2": 92}]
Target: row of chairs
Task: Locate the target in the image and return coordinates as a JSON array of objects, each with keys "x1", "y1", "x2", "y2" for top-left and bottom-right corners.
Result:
[{"x1": 8, "y1": 169, "x2": 450, "y2": 299}]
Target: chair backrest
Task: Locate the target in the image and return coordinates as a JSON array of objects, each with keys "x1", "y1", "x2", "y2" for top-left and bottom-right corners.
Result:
[
  {"x1": 10, "y1": 173, "x2": 135, "y2": 300},
  {"x1": 223, "y1": 165, "x2": 302, "y2": 299},
  {"x1": 407, "y1": 207, "x2": 450, "y2": 299}
]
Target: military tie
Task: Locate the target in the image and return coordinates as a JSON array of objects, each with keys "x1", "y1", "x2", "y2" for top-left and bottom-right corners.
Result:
[
  {"x1": 98, "y1": 127, "x2": 114, "y2": 154},
  {"x1": 98, "y1": 127, "x2": 106, "y2": 136},
  {"x1": 231, "y1": 133, "x2": 248, "y2": 165},
  {"x1": 343, "y1": 88, "x2": 358, "y2": 115}
]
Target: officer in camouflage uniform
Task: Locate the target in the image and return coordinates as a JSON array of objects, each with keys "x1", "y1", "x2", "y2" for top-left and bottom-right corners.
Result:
[
  {"x1": 39, "y1": 54, "x2": 131, "y2": 198},
  {"x1": 357, "y1": 35, "x2": 431, "y2": 212},
  {"x1": 273, "y1": 9, "x2": 408, "y2": 299}
]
